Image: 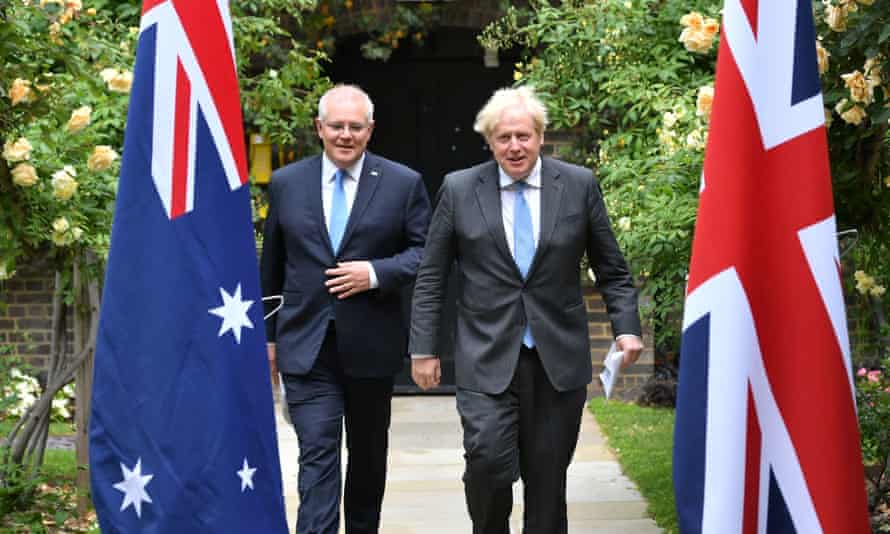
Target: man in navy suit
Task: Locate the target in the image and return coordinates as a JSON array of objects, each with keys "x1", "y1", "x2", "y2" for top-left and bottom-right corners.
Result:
[{"x1": 261, "y1": 85, "x2": 431, "y2": 534}]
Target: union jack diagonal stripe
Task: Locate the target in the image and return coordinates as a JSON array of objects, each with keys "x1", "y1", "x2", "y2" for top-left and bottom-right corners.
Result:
[{"x1": 673, "y1": 0, "x2": 870, "y2": 533}]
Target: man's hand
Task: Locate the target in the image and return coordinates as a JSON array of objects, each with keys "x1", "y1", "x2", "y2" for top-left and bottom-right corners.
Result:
[
  {"x1": 325, "y1": 261, "x2": 372, "y2": 299},
  {"x1": 617, "y1": 335, "x2": 644, "y2": 370},
  {"x1": 267, "y1": 343, "x2": 279, "y2": 387},
  {"x1": 411, "y1": 357, "x2": 441, "y2": 390}
]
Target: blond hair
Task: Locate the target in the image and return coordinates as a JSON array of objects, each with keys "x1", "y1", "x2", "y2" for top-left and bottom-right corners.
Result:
[{"x1": 473, "y1": 86, "x2": 548, "y2": 139}]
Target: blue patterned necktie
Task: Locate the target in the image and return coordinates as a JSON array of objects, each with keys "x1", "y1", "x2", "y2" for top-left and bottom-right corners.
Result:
[
  {"x1": 513, "y1": 180, "x2": 536, "y2": 347},
  {"x1": 329, "y1": 168, "x2": 348, "y2": 252}
]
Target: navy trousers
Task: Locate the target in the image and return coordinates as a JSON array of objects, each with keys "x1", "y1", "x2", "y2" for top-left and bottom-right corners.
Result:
[{"x1": 283, "y1": 324, "x2": 394, "y2": 534}]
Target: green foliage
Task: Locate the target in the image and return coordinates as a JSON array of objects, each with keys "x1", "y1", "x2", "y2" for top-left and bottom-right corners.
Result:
[{"x1": 589, "y1": 399, "x2": 677, "y2": 533}]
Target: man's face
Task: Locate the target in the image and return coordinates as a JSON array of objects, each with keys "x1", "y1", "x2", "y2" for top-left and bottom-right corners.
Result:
[
  {"x1": 487, "y1": 107, "x2": 543, "y2": 180},
  {"x1": 315, "y1": 92, "x2": 374, "y2": 168}
]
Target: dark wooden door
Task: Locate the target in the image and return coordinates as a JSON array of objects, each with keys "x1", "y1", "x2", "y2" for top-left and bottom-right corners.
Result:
[{"x1": 327, "y1": 29, "x2": 513, "y2": 392}]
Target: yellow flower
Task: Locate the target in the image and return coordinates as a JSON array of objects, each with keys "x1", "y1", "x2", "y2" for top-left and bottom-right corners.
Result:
[
  {"x1": 701, "y1": 19, "x2": 719, "y2": 37},
  {"x1": 816, "y1": 41, "x2": 830, "y2": 75},
  {"x1": 87, "y1": 145, "x2": 119, "y2": 171},
  {"x1": 854, "y1": 270, "x2": 875, "y2": 294},
  {"x1": 107, "y1": 71, "x2": 133, "y2": 93},
  {"x1": 841, "y1": 70, "x2": 873, "y2": 104},
  {"x1": 513, "y1": 71, "x2": 523, "y2": 81},
  {"x1": 66, "y1": 105, "x2": 92, "y2": 133},
  {"x1": 824, "y1": 107, "x2": 833, "y2": 129},
  {"x1": 857, "y1": 0, "x2": 874, "y2": 5},
  {"x1": 696, "y1": 86, "x2": 714, "y2": 120},
  {"x1": 52, "y1": 216, "x2": 70, "y2": 234},
  {"x1": 99, "y1": 68, "x2": 119, "y2": 82},
  {"x1": 680, "y1": 12, "x2": 704, "y2": 30},
  {"x1": 840, "y1": 105, "x2": 867, "y2": 125},
  {"x1": 51, "y1": 166, "x2": 78, "y2": 200},
  {"x1": 617, "y1": 217, "x2": 631, "y2": 231},
  {"x1": 663, "y1": 111, "x2": 678, "y2": 128},
  {"x1": 3, "y1": 137, "x2": 33, "y2": 162},
  {"x1": 8, "y1": 78, "x2": 34, "y2": 106},
  {"x1": 825, "y1": 6, "x2": 848, "y2": 32},
  {"x1": 685, "y1": 129, "x2": 706, "y2": 150},
  {"x1": 86, "y1": 7, "x2": 95, "y2": 15},
  {"x1": 871, "y1": 285, "x2": 886, "y2": 297},
  {"x1": 258, "y1": 204, "x2": 268, "y2": 219},
  {"x1": 11, "y1": 163, "x2": 39, "y2": 187},
  {"x1": 884, "y1": 175, "x2": 890, "y2": 188},
  {"x1": 679, "y1": 28, "x2": 715, "y2": 54}
]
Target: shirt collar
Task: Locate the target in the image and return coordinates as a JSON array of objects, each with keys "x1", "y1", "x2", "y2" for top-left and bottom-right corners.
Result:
[
  {"x1": 322, "y1": 152, "x2": 365, "y2": 183},
  {"x1": 498, "y1": 157, "x2": 542, "y2": 190}
]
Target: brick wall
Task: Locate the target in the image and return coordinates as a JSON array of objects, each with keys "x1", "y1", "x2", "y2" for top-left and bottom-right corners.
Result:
[{"x1": 0, "y1": 259, "x2": 60, "y2": 371}]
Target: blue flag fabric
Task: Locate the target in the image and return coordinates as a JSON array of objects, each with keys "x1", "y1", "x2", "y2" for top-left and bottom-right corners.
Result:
[{"x1": 88, "y1": 2, "x2": 288, "y2": 532}]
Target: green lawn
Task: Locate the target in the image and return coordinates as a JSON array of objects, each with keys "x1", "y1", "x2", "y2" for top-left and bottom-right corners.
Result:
[
  {"x1": 0, "y1": 421, "x2": 75, "y2": 437},
  {"x1": 589, "y1": 398, "x2": 678, "y2": 533}
]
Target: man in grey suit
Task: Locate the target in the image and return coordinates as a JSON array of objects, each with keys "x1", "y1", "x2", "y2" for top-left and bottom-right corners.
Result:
[{"x1": 409, "y1": 86, "x2": 643, "y2": 534}]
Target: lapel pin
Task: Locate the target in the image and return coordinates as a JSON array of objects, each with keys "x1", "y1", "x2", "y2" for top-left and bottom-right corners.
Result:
[{"x1": 370, "y1": 170, "x2": 379, "y2": 176}]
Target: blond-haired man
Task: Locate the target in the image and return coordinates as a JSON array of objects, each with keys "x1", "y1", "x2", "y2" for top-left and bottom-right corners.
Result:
[{"x1": 410, "y1": 86, "x2": 642, "y2": 533}]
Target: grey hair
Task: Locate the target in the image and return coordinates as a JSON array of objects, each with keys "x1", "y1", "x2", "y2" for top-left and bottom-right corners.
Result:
[
  {"x1": 473, "y1": 86, "x2": 548, "y2": 139},
  {"x1": 317, "y1": 84, "x2": 375, "y2": 122}
]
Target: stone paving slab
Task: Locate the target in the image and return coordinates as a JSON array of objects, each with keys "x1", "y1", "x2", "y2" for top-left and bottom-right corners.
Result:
[{"x1": 276, "y1": 396, "x2": 661, "y2": 533}]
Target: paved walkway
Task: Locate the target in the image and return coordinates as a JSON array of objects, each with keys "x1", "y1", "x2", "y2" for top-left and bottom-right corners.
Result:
[{"x1": 275, "y1": 395, "x2": 661, "y2": 533}]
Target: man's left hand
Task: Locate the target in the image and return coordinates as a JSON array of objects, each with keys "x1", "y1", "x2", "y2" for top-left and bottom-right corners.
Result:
[
  {"x1": 325, "y1": 261, "x2": 372, "y2": 299},
  {"x1": 617, "y1": 335, "x2": 644, "y2": 370}
]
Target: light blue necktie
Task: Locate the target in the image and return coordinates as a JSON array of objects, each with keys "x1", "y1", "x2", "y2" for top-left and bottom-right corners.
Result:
[
  {"x1": 329, "y1": 168, "x2": 348, "y2": 252},
  {"x1": 513, "y1": 181, "x2": 536, "y2": 348}
]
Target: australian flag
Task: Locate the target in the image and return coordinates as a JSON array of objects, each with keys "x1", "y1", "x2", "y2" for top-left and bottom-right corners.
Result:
[
  {"x1": 88, "y1": 1, "x2": 288, "y2": 532},
  {"x1": 673, "y1": 1, "x2": 870, "y2": 533}
]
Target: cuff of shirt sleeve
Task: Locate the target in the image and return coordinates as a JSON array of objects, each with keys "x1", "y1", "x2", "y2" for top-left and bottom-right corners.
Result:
[
  {"x1": 367, "y1": 262, "x2": 379, "y2": 289},
  {"x1": 411, "y1": 354, "x2": 435, "y2": 360},
  {"x1": 615, "y1": 334, "x2": 641, "y2": 342}
]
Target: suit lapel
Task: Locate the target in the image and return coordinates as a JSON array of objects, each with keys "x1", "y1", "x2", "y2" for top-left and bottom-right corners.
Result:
[
  {"x1": 474, "y1": 162, "x2": 519, "y2": 278},
  {"x1": 306, "y1": 155, "x2": 334, "y2": 255},
  {"x1": 338, "y1": 152, "x2": 381, "y2": 251},
  {"x1": 528, "y1": 158, "x2": 563, "y2": 279}
]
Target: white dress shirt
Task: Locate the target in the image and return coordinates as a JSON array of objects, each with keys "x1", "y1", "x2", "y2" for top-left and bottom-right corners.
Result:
[{"x1": 321, "y1": 153, "x2": 378, "y2": 288}]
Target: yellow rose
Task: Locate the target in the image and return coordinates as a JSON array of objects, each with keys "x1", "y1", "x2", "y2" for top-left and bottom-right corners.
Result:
[
  {"x1": 99, "y1": 68, "x2": 119, "y2": 82},
  {"x1": 86, "y1": 7, "x2": 96, "y2": 15},
  {"x1": 52, "y1": 216, "x2": 70, "y2": 234},
  {"x1": 66, "y1": 105, "x2": 92, "y2": 133},
  {"x1": 824, "y1": 107, "x2": 833, "y2": 129},
  {"x1": 840, "y1": 104, "x2": 867, "y2": 126},
  {"x1": 87, "y1": 145, "x2": 119, "y2": 171},
  {"x1": 3, "y1": 137, "x2": 33, "y2": 162},
  {"x1": 680, "y1": 12, "x2": 704, "y2": 30},
  {"x1": 51, "y1": 166, "x2": 78, "y2": 200},
  {"x1": 701, "y1": 18, "x2": 719, "y2": 37},
  {"x1": 64, "y1": 0, "x2": 81, "y2": 10},
  {"x1": 841, "y1": 71, "x2": 873, "y2": 104},
  {"x1": 825, "y1": 6, "x2": 847, "y2": 32},
  {"x1": 855, "y1": 270, "x2": 874, "y2": 294},
  {"x1": 679, "y1": 29, "x2": 715, "y2": 53},
  {"x1": 857, "y1": 0, "x2": 874, "y2": 5},
  {"x1": 816, "y1": 41, "x2": 830, "y2": 75},
  {"x1": 11, "y1": 163, "x2": 39, "y2": 187},
  {"x1": 48, "y1": 21, "x2": 62, "y2": 43},
  {"x1": 685, "y1": 129, "x2": 706, "y2": 150},
  {"x1": 617, "y1": 217, "x2": 631, "y2": 231},
  {"x1": 108, "y1": 71, "x2": 133, "y2": 93},
  {"x1": 884, "y1": 175, "x2": 890, "y2": 188},
  {"x1": 696, "y1": 85, "x2": 715, "y2": 120},
  {"x1": 872, "y1": 285, "x2": 887, "y2": 297},
  {"x1": 8, "y1": 78, "x2": 34, "y2": 106},
  {"x1": 663, "y1": 111, "x2": 678, "y2": 128}
]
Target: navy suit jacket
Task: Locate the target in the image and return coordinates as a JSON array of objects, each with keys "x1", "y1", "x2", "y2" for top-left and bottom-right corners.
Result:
[{"x1": 261, "y1": 152, "x2": 431, "y2": 377}]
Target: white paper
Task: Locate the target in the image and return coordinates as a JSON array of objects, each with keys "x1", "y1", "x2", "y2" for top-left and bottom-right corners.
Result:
[{"x1": 599, "y1": 343, "x2": 625, "y2": 400}]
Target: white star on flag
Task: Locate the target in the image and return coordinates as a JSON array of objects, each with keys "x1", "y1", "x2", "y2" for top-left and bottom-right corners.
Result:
[
  {"x1": 209, "y1": 283, "x2": 254, "y2": 344},
  {"x1": 237, "y1": 457, "x2": 257, "y2": 492},
  {"x1": 113, "y1": 457, "x2": 153, "y2": 518}
]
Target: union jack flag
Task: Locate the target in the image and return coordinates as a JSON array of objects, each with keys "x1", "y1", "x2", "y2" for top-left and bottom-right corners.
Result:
[
  {"x1": 673, "y1": 1, "x2": 871, "y2": 533},
  {"x1": 89, "y1": 1, "x2": 288, "y2": 531}
]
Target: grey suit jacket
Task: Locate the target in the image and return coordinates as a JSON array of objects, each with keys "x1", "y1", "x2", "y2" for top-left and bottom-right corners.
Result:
[{"x1": 409, "y1": 157, "x2": 640, "y2": 394}]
